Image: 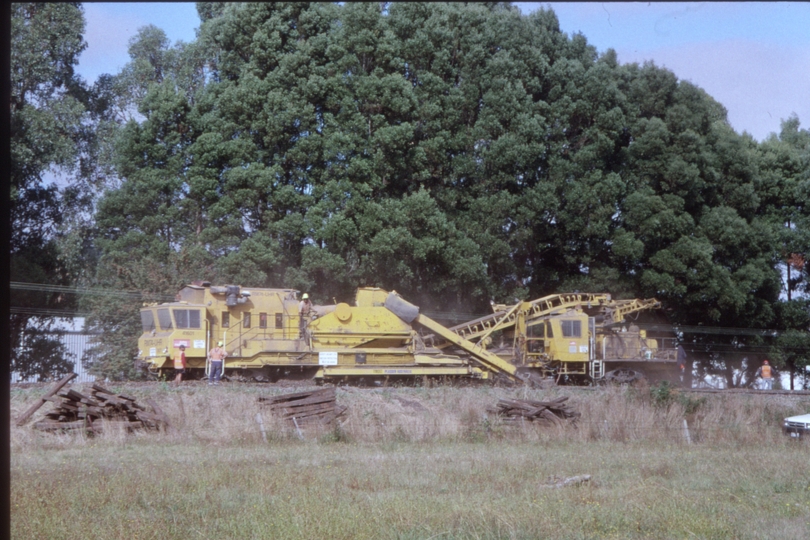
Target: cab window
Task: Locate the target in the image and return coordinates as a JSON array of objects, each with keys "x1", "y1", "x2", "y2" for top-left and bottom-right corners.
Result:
[
  {"x1": 140, "y1": 311, "x2": 155, "y2": 332},
  {"x1": 157, "y1": 309, "x2": 173, "y2": 330},
  {"x1": 561, "y1": 320, "x2": 581, "y2": 338},
  {"x1": 243, "y1": 312, "x2": 251, "y2": 328},
  {"x1": 174, "y1": 309, "x2": 201, "y2": 329}
]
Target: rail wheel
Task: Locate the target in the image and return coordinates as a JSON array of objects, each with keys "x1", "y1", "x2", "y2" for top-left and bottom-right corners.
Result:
[
  {"x1": 515, "y1": 367, "x2": 546, "y2": 387},
  {"x1": 604, "y1": 368, "x2": 645, "y2": 385}
]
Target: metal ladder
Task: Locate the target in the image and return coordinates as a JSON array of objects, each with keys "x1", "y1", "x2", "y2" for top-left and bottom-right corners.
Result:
[{"x1": 589, "y1": 359, "x2": 605, "y2": 380}]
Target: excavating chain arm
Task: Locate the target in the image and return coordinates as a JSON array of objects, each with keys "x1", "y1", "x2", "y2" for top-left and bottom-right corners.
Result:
[
  {"x1": 414, "y1": 313, "x2": 519, "y2": 381},
  {"x1": 384, "y1": 291, "x2": 519, "y2": 381},
  {"x1": 434, "y1": 294, "x2": 662, "y2": 348},
  {"x1": 439, "y1": 293, "x2": 612, "y2": 346},
  {"x1": 600, "y1": 298, "x2": 661, "y2": 325},
  {"x1": 493, "y1": 293, "x2": 613, "y2": 323}
]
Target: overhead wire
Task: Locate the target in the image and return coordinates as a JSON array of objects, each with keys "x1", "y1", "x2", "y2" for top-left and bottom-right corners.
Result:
[
  {"x1": 10, "y1": 307, "x2": 91, "y2": 318},
  {"x1": 10, "y1": 281, "x2": 810, "y2": 351},
  {"x1": 10, "y1": 281, "x2": 174, "y2": 301}
]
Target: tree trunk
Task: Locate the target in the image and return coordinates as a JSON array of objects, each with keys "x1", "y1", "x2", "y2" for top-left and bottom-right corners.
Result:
[
  {"x1": 686, "y1": 359, "x2": 694, "y2": 388},
  {"x1": 723, "y1": 359, "x2": 735, "y2": 389},
  {"x1": 790, "y1": 361, "x2": 795, "y2": 391}
]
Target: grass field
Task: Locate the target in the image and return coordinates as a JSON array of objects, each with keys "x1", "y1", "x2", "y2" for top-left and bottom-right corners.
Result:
[{"x1": 10, "y1": 382, "x2": 810, "y2": 539}]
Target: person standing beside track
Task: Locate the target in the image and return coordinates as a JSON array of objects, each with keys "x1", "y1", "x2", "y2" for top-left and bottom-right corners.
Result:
[
  {"x1": 756, "y1": 359, "x2": 774, "y2": 390},
  {"x1": 173, "y1": 345, "x2": 187, "y2": 384},
  {"x1": 208, "y1": 341, "x2": 227, "y2": 386}
]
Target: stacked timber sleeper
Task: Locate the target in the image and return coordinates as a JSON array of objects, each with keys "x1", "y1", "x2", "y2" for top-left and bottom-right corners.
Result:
[
  {"x1": 258, "y1": 386, "x2": 347, "y2": 427},
  {"x1": 488, "y1": 396, "x2": 580, "y2": 426},
  {"x1": 33, "y1": 384, "x2": 168, "y2": 433}
]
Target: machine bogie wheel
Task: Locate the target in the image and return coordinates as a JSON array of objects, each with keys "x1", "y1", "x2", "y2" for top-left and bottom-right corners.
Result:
[
  {"x1": 493, "y1": 373, "x2": 517, "y2": 387},
  {"x1": 556, "y1": 374, "x2": 589, "y2": 386},
  {"x1": 145, "y1": 367, "x2": 162, "y2": 381},
  {"x1": 604, "y1": 368, "x2": 644, "y2": 385},
  {"x1": 515, "y1": 368, "x2": 534, "y2": 382}
]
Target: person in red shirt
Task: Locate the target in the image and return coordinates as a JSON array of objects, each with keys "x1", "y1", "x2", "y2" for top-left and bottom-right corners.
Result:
[{"x1": 173, "y1": 345, "x2": 187, "y2": 384}]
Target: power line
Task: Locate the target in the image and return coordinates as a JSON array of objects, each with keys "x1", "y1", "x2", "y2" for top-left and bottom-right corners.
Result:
[
  {"x1": 10, "y1": 281, "x2": 175, "y2": 301},
  {"x1": 10, "y1": 282, "x2": 808, "y2": 343},
  {"x1": 630, "y1": 323, "x2": 782, "y2": 337},
  {"x1": 10, "y1": 307, "x2": 91, "y2": 318}
]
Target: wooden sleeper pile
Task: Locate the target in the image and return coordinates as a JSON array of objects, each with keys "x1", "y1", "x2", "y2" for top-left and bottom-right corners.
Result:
[
  {"x1": 258, "y1": 386, "x2": 346, "y2": 427},
  {"x1": 488, "y1": 396, "x2": 579, "y2": 426},
  {"x1": 33, "y1": 384, "x2": 168, "y2": 433}
]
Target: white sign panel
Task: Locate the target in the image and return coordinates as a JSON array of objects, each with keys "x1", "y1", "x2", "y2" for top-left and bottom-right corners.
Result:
[
  {"x1": 579, "y1": 346, "x2": 589, "y2": 353},
  {"x1": 194, "y1": 340, "x2": 206, "y2": 349},
  {"x1": 149, "y1": 348, "x2": 157, "y2": 357},
  {"x1": 319, "y1": 351, "x2": 338, "y2": 366}
]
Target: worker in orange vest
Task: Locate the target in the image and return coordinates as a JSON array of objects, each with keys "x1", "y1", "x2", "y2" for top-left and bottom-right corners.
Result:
[
  {"x1": 756, "y1": 359, "x2": 774, "y2": 390},
  {"x1": 173, "y1": 345, "x2": 187, "y2": 384}
]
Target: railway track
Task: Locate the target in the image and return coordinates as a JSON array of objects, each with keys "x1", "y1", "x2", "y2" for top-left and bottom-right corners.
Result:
[
  {"x1": 681, "y1": 388, "x2": 810, "y2": 396},
  {"x1": 11, "y1": 379, "x2": 810, "y2": 396}
]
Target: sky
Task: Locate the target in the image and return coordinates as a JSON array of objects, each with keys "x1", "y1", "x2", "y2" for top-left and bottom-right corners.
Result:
[{"x1": 76, "y1": 2, "x2": 810, "y2": 142}]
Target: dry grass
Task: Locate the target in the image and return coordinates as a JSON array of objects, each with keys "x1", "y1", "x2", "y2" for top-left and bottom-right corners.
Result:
[{"x1": 10, "y1": 381, "x2": 810, "y2": 539}]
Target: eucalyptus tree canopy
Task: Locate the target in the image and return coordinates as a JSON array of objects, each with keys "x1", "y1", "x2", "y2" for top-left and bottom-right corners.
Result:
[{"x1": 87, "y1": 3, "x2": 802, "y2": 382}]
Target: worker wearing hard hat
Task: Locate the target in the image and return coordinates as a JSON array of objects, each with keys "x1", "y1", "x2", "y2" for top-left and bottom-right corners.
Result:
[
  {"x1": 299, "y1": 293, "x2": 312, "y2": 337},
  {"x1": 208, "y1": 341, "x2": 227, "y2": 386},
  {"x1": 756, "y1": 359, "x2": 774, "y2": 390}
]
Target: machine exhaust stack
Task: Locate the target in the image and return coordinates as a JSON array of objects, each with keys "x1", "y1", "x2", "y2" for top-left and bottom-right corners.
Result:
[{"x1": 210, "y1": 285, "x2": 249, "y2": 307}]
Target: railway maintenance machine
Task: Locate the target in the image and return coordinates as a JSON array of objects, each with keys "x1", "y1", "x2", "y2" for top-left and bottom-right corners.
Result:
[{"x1": 136, "y1": 281, "x2": 678, "y2": 385}]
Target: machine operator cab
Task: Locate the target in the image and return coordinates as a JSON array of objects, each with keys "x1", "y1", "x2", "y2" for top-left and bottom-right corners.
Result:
[{"x1": 136, "y1": 282, "x2": 301, "y2": 376}]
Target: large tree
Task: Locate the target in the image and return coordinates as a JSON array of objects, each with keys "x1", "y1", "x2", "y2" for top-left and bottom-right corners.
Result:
[
  {"x1": 757, "y1": 116, "x2": 810, "y2": 388},
  {"x1": 85, "y1": 2, "x2": 806, "y2": 380},
  {"x1": 10, "y1": 3, "x2": 95, "y2": 380}
]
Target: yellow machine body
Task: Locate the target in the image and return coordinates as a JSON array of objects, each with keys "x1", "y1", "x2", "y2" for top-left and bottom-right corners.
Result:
[{"x1": 136, "y1": 283, "x2": 676, "y2": 384}]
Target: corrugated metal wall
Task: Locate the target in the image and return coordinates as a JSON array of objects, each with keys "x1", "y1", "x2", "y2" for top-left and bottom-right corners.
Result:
[{"x1": 11, "y1": 330, "x2": 101, "y2": 384}]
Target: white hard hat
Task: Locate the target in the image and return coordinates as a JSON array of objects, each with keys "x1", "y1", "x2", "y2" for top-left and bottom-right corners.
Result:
[
  {"x1": 217, "y1": 341, "x2": 223, "y2": 346},
  {"x1": 302, "y1": 293, "x2": 309, "y2": 299}
]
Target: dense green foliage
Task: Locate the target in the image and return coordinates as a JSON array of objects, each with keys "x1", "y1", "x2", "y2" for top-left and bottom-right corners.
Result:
[
  {"x1": 10, "y1": 2, "x2": 809, "y2": 381},
  {"x1": 10, "y1": 3, "x2": 99, "y2": 380}
]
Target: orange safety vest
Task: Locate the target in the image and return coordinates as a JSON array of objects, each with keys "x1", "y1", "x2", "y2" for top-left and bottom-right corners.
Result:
[
  {"x1": 761, "y1": 365, "x2": 772, "y2": 378},
  {"x1": 174, "y1": 351, "x2": 186, "y2": 369}
]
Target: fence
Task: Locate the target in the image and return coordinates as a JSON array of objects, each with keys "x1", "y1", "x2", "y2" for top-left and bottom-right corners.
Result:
[{"x1": 11, "y1": 329, "x2": 101, "y2": 384}]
